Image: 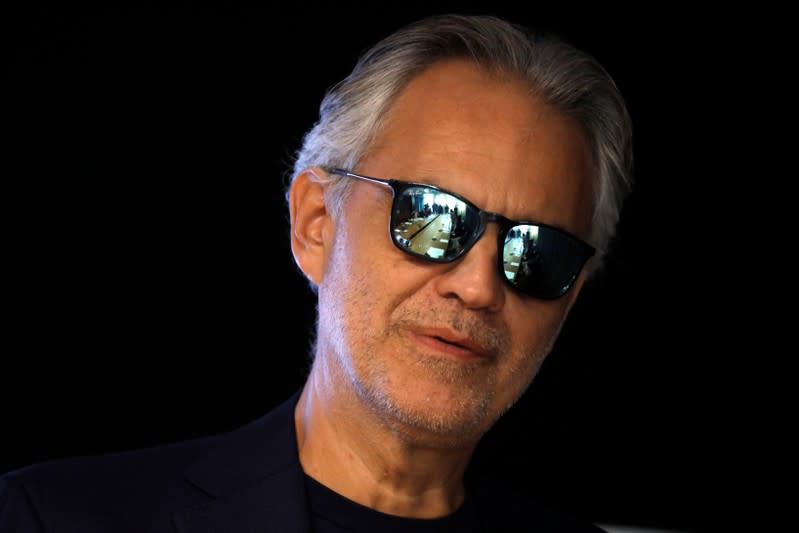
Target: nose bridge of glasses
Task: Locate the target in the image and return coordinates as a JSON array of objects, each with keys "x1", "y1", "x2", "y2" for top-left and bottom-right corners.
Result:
[
  {"x1": 438, "y1": 209, "x2": 507, "y2": 259},
  {"x1": 461, "y1": 214, "x2": 500, "y2": 258},
  {"x1": 478, "y1": 211, "x2": 511, "y2": 245}
]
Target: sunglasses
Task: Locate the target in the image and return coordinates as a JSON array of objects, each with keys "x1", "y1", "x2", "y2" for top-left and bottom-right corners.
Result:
[{"x1": 326, "y1": 168, "x2": 595, "y2": 300}]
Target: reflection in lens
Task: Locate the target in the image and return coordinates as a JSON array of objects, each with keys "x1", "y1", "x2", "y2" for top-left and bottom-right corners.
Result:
[
  {"x1": 504, "y1": 224, "x2": 587, "y2": 299},
  {"x1": 391, "y1": 186, "x2": 470, "y2": 260},
  {"x1": 503, "y1": 225, "x2": 539, "y2": 282}
]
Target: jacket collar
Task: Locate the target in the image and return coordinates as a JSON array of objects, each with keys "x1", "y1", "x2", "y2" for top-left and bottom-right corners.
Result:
[{"x1": 175, "y1": 389, "x2": 312, "y2": 533}]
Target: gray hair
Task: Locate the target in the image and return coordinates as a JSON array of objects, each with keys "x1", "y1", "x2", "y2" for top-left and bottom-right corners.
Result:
[{"x1": 287, "y1": 13, "x2": 633, "y2": 276}]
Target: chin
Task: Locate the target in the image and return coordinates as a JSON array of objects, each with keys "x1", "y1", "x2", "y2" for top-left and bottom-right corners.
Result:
[{"x1": 376, "y1": 386, "x2": 500, "y2": 447}]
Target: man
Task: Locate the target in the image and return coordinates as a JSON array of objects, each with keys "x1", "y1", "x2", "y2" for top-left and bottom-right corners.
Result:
[{"x1": 0, "y1": 13, "x2": 632, "y2": 532}]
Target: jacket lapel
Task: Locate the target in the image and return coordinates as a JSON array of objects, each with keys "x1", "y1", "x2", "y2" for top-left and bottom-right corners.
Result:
[{"x1": 175, "y1": 390, "x2": 312, "y2": 533}]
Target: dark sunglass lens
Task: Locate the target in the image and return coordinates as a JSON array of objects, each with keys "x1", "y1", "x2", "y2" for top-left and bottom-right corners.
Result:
[
  {"x1": 503, "y1": 225, "x2": 587, "y2": 299},
  {"x1": 391, "y1": 186, "x2": 476, "y2": 260}
]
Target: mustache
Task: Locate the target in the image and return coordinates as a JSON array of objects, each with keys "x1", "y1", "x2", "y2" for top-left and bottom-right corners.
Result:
[{"x1": 391, "y1": 308, "x2": 509, "y2": 356}]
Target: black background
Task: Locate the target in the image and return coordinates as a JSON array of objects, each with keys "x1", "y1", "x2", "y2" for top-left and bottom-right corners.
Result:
[{"x1": 5, "y1": 4, "x2": 759, "y2": 533}]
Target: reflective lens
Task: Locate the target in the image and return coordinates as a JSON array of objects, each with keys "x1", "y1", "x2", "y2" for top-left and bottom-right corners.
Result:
[
  {"x1": 328, "y1": 169, "x2": 595, "y2": 300},
  {"x1": 500, "y1": 224, "x2": 594, "y2": 299},
  {"x1": 390, "y1": 185, "x2": 480, "y2": 260}
]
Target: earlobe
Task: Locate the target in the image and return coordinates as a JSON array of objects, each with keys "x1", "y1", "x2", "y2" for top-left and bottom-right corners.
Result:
[{"x1": 289, "y1": 167, "x2": 332, "y2": 286}]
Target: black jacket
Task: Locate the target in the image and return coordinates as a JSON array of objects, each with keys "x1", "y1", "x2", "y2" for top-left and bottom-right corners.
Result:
[{"x1": 0, "y1": 390, "x2": 605, "y2": 532}]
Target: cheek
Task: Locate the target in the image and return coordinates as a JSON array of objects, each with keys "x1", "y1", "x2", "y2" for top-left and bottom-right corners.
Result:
[
  {"x1": 337, "y1": 208, "x2": 432, "y2": 301},
  {"x1": 320, "y1": 215, "x2": 401, "y2": 335}
]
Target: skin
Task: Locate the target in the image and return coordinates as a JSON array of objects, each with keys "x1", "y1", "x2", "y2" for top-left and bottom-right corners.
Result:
[{"x1": 289, "y1": 59, "x2": 595, "y2": 518}]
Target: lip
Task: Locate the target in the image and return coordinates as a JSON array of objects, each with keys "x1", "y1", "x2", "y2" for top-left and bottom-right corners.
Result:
[{"x1": 408, "y1": 326, "x2": 494, "y2": 362}]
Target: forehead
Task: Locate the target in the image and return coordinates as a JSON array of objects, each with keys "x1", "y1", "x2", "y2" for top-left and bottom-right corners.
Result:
[{"x1": 358, "y1": 59, "x2": 595, "y2": 238}]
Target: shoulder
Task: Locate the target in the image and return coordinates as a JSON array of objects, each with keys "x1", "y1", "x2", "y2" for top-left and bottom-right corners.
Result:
[
  {"x1": 0, "y1": 390, "x2": 302, "y2": 531},
  {"x1": 0, "y1": 433, "x2": 223, "y2": 531},
  {"x1": 468, "y1": 472, "x2": 607, "y2": 533},
  {"x1": 2, "y1": 430, "x2": 222, "y2": 488}
]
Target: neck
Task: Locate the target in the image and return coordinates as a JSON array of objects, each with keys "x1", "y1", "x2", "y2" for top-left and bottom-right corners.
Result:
[{"x1": 294, "y1": 361, "x2": 476, "y2": 518}]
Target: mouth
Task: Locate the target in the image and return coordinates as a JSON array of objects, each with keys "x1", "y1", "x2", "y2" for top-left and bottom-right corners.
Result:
[{"x1": 409, "y1": 327, "x2": 494, "y2": 362}]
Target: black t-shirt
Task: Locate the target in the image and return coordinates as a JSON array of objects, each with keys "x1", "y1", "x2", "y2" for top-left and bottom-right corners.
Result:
[{"x1": 305, "y1": 473, "x2": 483, "y2": 533}]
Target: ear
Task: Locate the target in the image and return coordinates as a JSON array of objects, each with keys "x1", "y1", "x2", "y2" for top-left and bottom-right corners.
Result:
[{"x1": 289, "y1": 167, "x2": 333, "y2": 287}]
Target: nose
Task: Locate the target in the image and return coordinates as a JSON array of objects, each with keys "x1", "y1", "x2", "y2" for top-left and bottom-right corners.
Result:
[{"x1": 432, "y1": 226, "x2": 506, "y2": 312}]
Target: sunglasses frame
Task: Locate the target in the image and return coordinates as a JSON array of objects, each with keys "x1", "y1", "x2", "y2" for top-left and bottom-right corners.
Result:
[{"x1": 325, "y1": 167, "x2": 595, "y2": 299}]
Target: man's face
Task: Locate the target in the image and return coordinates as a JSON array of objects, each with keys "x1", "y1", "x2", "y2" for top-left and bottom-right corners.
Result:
[{"x1": 314, "y1": 60, "x2": 594, "y2": 447}]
